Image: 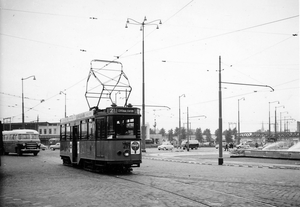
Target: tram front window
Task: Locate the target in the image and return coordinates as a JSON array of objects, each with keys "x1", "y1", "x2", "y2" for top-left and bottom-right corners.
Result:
[{"x1": 108, "y1": 116, "x2": 138, "y2": 139}]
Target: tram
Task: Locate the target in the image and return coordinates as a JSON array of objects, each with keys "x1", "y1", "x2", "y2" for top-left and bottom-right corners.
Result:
[{"x1": 60, "y1": 105, "x2": 141, "y2": 172}]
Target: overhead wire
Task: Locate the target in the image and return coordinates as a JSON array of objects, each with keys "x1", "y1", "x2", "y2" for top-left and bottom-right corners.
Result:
[
  {"x1": 118, "y1": 0, "x2": 195, "y2": 60},
  {"x1": 1, "y1": 7, "x2": 96, "y2": 19},
  {"x1": 137, "y1": 15, "x2": 299, "y2": 54}
]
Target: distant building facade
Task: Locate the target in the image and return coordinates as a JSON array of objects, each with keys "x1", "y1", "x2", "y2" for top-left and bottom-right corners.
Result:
[{"x1": 2, "y1": 122, "x2": 60, "y2": 143}]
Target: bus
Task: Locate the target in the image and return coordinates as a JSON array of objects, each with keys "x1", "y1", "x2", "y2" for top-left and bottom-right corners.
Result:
[
  {"x1": 60, "y1": 105, "x2": 141, "y2": 172},
  {"x1": 2, "y1": 129, "x2": 41, "y2": 156}
]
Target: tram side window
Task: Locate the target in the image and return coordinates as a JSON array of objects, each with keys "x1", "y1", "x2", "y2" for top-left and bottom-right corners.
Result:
[
  {"x1": 107, "y1": 117, "x2": 114, "y2": 138},
  {"x1": 81, "y1": 120, "x2": 88, "y2": 140},
  {"x1": 96, "y1": 118, "x2": 106, "y2": 140},
  {"x1": 89, "y1": 119, "x2": 95, "y2": 140},
  {"x1": 66, "y1": 124, "x2": 71, "y2": 141},
  {"x1": 61, "y1": 125, "x2": 66, "y2": 141},
  {"x1": 13, "y1": 134, "x2": 18, "y2": 140}
]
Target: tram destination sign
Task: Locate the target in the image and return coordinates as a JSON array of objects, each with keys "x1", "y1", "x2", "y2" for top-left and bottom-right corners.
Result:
[
  {"x1": 117, "y1": 108, "x2": 135, "y2": 113},
  {"x1": 107, "y1": 108, "x2": 139, "y2": 114}
]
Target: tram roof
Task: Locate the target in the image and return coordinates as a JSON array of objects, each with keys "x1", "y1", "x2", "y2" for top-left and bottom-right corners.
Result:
[{"x1": 60, "y1": 106, "x2": 140, "y2": 124}]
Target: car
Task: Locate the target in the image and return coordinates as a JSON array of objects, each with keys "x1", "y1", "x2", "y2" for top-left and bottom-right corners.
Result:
[
  {"x1": 49, "y1": 143, "x2": 60, "y2": 151},
  {"x1": 181, "y1": 140, "x2": 199, "y2": 150},
  {"x1": 158, "y1": 143, "x2": 174, "y2": 150},
  {"x1": 236, "y1": 143, "x2": 250, "y2": 149},
  {"x1": 40, "y1": 143, "x2": 47, "y2": 150}
]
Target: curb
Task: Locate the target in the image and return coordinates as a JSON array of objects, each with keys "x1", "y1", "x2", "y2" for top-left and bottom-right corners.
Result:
[{"x1": 143, "y1": 156, "x2": 300, "y2": 171}]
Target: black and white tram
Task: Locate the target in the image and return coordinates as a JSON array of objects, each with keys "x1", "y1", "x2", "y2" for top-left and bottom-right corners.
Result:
[{"x1": 60, "y1": 105, "x2": 141, "y2": 172}]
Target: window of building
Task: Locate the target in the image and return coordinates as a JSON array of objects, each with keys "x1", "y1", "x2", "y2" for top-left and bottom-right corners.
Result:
[{"x1": 49, "y1": 128, "x2": 52, "y2": 134}]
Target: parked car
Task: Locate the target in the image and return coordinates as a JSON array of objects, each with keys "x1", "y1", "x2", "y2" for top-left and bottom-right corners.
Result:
[
  {"x1": 181, "y1": 140, "x2": 199, "y2": 150},
  {"x1": 49, "y1": 143, "x2": 60, "y2": 151},
  {"x1": 236, "y1": 143, "x2": 250, "y2": 149},
  {"x1": 40, "y1": 143, "x2": 47, "y2": 150},
  {"x1": 158, "y1": 143, "x2": 174, "y2": 150}
]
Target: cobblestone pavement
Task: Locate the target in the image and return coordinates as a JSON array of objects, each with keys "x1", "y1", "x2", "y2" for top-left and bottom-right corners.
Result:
[{"x1": 0, "y1": 149, "x2": 300, "y2": 207}]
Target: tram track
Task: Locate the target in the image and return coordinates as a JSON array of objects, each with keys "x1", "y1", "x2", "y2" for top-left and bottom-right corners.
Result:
[{"x1": 114, "y1": 172, "x2": 291, "y2": 207}]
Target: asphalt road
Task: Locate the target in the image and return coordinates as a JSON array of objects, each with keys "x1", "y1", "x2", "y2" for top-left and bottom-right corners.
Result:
[{"x1": 0, "y1": 148, "x2": 300, "y2": 207}]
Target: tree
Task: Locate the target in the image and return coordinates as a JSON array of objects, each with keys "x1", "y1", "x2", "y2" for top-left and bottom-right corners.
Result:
[
  {"x1": 168, "y1": 129, "x2": 174, "y2": 141},
  {"x1": 224, "y1": 129, "x2": 233, "y2": 143},
  {"x1": 174, "y1": 127, "x2": 179, "y2": 136},
  {"x1": 149, "y1": 128, "x2": 155, "y2": 134},
  {"x1": 195, "y1": 128, "x2": 203, "y2": 142},
  {"x1": 203, "y1": 128, "x2": 212, "y2": 142},
  {"x1": 159, "y1": 128, "x2": 166, "y2": 137}
]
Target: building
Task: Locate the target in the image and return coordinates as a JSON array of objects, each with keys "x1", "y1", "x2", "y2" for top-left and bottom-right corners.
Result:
[{"x1": 2, "y1": 122, "x2": 60, "y2": 144}]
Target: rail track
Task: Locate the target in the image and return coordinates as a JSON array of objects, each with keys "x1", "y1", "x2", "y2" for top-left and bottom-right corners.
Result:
[{"x1": 113, "y1": 172, "x2": 298, "y2": 207}]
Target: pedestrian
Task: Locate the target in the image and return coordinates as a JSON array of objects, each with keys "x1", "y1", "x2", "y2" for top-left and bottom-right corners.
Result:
[
  {"x1": 255, "y1": 142, "x2": 258, "y2": 148},
  {"x1": 225, "y1": 143, "x2": 228, "y2": 151}
]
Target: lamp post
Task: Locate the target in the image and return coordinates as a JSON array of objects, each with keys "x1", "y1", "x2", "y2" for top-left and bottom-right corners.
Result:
[
  {"x1": 179, "y1": 94, "x2": 185, "y2": 147},
  {"x1": 126, "y1": 17, "x2": 162, "y2": 152},
  {"x1": 268, "y1": 101, "x2": 279, "y2": 138},
  {"x1": 22, "y1": 75, "x2": 36, "y2": 129},
  {"x1": 60, "y1": 91, "x2": 67, "y2": 118},
  {"x1": 237, "y1": 97, "x2": 245, "y2": 145},
  {"x1": 275, "y1": 105, "x2": 284, "y2": 141},
  {"x1": 280, "y1": 111, "x2": 288, "y2": 133}
]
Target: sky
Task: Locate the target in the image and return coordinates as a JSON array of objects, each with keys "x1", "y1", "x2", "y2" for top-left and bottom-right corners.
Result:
[{"x1": 0, "y1": 0, "x2": 299, "y2": 133}]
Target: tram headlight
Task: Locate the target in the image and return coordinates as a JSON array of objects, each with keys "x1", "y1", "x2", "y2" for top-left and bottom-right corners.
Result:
[{"x1": 123, "y1": 150, "x2": 130, "y2": 157}]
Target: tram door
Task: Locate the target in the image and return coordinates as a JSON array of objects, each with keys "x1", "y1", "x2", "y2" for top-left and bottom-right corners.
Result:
[{"x1": 72, "y1": 126, "x2": 79, "y2": 162}]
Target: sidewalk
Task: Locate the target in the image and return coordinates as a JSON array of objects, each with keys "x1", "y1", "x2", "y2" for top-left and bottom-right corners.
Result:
[{"x1": 142, "y1": 148, "x2": 300, "y2": 170}]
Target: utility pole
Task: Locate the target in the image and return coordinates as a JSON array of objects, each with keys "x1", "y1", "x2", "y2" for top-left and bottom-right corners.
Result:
[
  {"x1": 218, "y1": 56, "x2": 223, "y2": 165},
  {"x1": 126, "y1": 17, "x2": 162, "y2": 152}
]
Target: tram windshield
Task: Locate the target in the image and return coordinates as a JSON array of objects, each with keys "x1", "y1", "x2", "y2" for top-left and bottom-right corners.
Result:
[{"x1": 107, "y1": 115, "x2": 140, "y2": 139}]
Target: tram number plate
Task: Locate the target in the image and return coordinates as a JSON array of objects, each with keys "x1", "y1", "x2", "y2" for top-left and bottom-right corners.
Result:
[{"x1": 131, "y1": 141, "x2": 140, "y2": 154}]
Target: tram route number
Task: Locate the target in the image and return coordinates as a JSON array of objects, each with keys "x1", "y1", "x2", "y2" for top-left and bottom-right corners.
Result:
[{"x1": 131, "y1": 141, "x2": 140, "y2": 154}]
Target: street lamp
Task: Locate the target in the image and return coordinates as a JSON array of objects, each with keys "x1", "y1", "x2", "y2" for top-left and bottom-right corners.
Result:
[
  {"x1": 126, "y1": 16, "x2": 162, "y2": 152},
  {"x1": 179, "y1": 94, "x2": 185, "y2": 147},
  {"x1": 60, "y1": 91, "x2": 67, "y2": 118},
  {"x1": 22, "y1": 75, "x2": 36, "y2": 129},
  {"x1": 275, "y1": 105, "x2": 284, "y2": 141},
  {"x1": 269, "y1": 101, "x2": 279, "y2": 138},
  {"x1": 237, "y1": 97, "x2": 245, "y2": 144}
]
